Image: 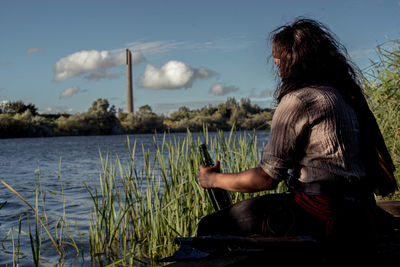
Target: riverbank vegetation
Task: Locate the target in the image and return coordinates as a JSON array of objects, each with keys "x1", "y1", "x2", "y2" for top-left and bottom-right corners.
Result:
[
  {"x1": 364, "y1": 39, "x2": 400, "y2": 198},
  {"x1": 0, "y1": 97, "x2": 273, "y2": 138}
]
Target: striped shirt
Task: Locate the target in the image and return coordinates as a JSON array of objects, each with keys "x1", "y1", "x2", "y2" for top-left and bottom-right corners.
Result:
[{"x1": 260, "y1": 85, "x2": 366, "y2": 184}]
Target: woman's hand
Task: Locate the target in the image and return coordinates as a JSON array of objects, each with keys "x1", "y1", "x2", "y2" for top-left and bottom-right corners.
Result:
[{"x1": 198, "y1": 161, "x2": 221, "y2": 188}]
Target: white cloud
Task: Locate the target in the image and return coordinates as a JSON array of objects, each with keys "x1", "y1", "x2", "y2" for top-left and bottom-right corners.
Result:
[
  {"x1": 41, "y1": 106, "x2": 74, "y2": 114},
  {"x1": 125, "y1": 41, "x2": 188, "y2": 55},
  {"x1": 153, "y1": 99, "x2": 226, "y2": 114},
  {"x1": 84, "y1": 70, "x2": 119, "y2": 81},
  {"x1": 212, "y1": 36, "x2": 256, "y2": 53},
  {"x1": 140, "y1": 60, "x2": 217, "y2": 90},
  {"x1": 53, "y1": 49, "x2": 145, "y2": 82},
  {"x1": 349, "y1": 48, "x2": 375, "y2": 60},
  {"x1": 124, "y1": 40, "x2": 214, "y2": 55},
  {"x1": 59, "y1": 86, "x2": 83, "y2": 99},
  {"x1": 257, "y1": 89, "x2": 274, "y2": 98},
  {"x1": 26, "y1": 48, "x2": 44, "y2": 56},
  {"x1": 246, "y1": 88, "x2": 275, "y2": 108},
  {"x1": 124, "y1": 37, "x2": 253, "y2": 56},
  {"x1": 209, "y1": 83, "x2": 239, "y2": 96},
  {"x1": 1, "y1": 100, "x2": 9, "y2": 108}
]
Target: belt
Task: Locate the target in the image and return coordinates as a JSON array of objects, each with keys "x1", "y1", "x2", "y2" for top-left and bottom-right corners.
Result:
[{"x1": 288, "y1": 177, "x2": 373, "y2": 198}]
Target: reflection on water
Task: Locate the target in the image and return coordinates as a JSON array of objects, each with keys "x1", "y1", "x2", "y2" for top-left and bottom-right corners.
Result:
[{"x1": 0, "y1": 131, "x2": 269, "y2": 266}]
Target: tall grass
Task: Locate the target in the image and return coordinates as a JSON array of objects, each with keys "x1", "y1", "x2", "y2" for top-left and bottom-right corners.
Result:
[
  {"x1": 86, "y1": 128, "x2": 273, "y2": 265},
  {"x1": 364, "y1": 39, "x2": 400, "y2": 199}
]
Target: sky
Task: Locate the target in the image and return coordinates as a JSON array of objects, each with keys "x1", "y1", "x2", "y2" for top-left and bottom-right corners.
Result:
[{"x1": 1, "y1": 0, "x2": 399, "y2": 114}]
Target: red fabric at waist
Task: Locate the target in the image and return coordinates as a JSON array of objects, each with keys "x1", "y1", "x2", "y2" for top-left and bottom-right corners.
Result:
[
  {"x1": 294, "y1": 192, "x2": 336, "y2": 220},
  {"x1": 293, "y1": 192, "x2": 376, "y2": 238}
]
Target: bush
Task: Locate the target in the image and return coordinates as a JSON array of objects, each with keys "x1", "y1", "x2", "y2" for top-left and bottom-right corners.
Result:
[
  {"x1": 120, "y1": 105, "x2": 165, "y2": 133},
  {"x1": 0, "y1": 111, "x2": 55, "y2": 138},
  {"x1": 54, "y1": 99, "x2": 122, "y2": 136}
]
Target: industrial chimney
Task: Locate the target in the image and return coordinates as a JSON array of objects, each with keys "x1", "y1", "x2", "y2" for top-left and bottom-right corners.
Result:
[{"x1": 126, "y1": 49, "x2": 133, "y2": 113}]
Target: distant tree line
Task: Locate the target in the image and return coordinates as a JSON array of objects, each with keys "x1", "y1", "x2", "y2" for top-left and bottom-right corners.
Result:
[{"x1": 0, "y1": 98, "x2": 273, "y2": 138}]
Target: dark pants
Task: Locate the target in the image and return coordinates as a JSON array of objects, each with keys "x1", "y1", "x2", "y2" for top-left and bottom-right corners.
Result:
[
  {"x1": 197, "y1": 193, "x2": 319, "y2": 237},
  {"x1": 197, "y1": 192, "x2": 380, "y2": 265}
]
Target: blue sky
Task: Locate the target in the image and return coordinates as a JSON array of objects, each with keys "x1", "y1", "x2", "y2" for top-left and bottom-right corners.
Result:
[{"x1": 1, "y1": 0, "x2": 399, "y2": 114}]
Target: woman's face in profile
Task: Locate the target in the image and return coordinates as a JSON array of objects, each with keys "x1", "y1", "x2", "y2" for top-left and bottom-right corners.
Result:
[
  {"x1": 274, "y1": 58, "x2": 281, "y2": 77},
  {"x1": 274, "y1": 58, "x2": 280, "y2": 67}
]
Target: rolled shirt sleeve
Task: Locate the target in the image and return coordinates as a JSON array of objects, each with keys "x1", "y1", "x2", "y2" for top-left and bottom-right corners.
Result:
[{"x1": 260, "y1": 93, "x2": 309, "y2": 181}]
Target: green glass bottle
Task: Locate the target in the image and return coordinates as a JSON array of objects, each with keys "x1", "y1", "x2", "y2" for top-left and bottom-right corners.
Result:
[{"x1": 199, "y1": 144, "x2": 232, "y2": 211}]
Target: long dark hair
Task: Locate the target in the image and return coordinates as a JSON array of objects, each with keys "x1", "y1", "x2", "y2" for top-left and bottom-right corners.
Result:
[
  {"x1": 270, "y1": 18, "x2": 397, "y2": 195},
  {"x1": 270, "y1": 18, "x2": 363, "y2": 104}
]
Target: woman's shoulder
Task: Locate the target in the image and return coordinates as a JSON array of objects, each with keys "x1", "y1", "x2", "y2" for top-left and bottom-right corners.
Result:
[
  {"x1": 291, "y1": 85, "x2": 338, "y2": 98},
  {"x1": 285, "y1": 85, "x2": 341, "y2": 106}
]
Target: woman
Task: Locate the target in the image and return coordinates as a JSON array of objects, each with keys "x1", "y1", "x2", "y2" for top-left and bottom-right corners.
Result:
[{"x1": 197, "y1": 18, "x2": 396, "y2": 253}]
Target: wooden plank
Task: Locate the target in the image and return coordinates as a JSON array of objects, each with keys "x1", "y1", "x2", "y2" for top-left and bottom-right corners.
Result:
[
  {"x1": 163, "y1": 236, "x2": 318, "y2": 266},
  {"x1": 166, "y1": 254, "x2": 248, "y2": 267},
  {"x1": 377, "y1": 200, "x2": 400, "y2": 217}
]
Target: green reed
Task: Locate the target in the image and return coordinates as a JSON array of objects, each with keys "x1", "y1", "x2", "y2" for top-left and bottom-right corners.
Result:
[
  {"x1": 0, "y1": 161, "x2": 82, "y2": 266},
  {"x1": 86, "y1": 128, "x2": 274, "y2": 265}
]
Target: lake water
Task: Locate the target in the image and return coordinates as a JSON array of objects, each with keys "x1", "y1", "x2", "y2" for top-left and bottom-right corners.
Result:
[{"x1": 0, "y1": 131, "x2": 269, "y2": 266}]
